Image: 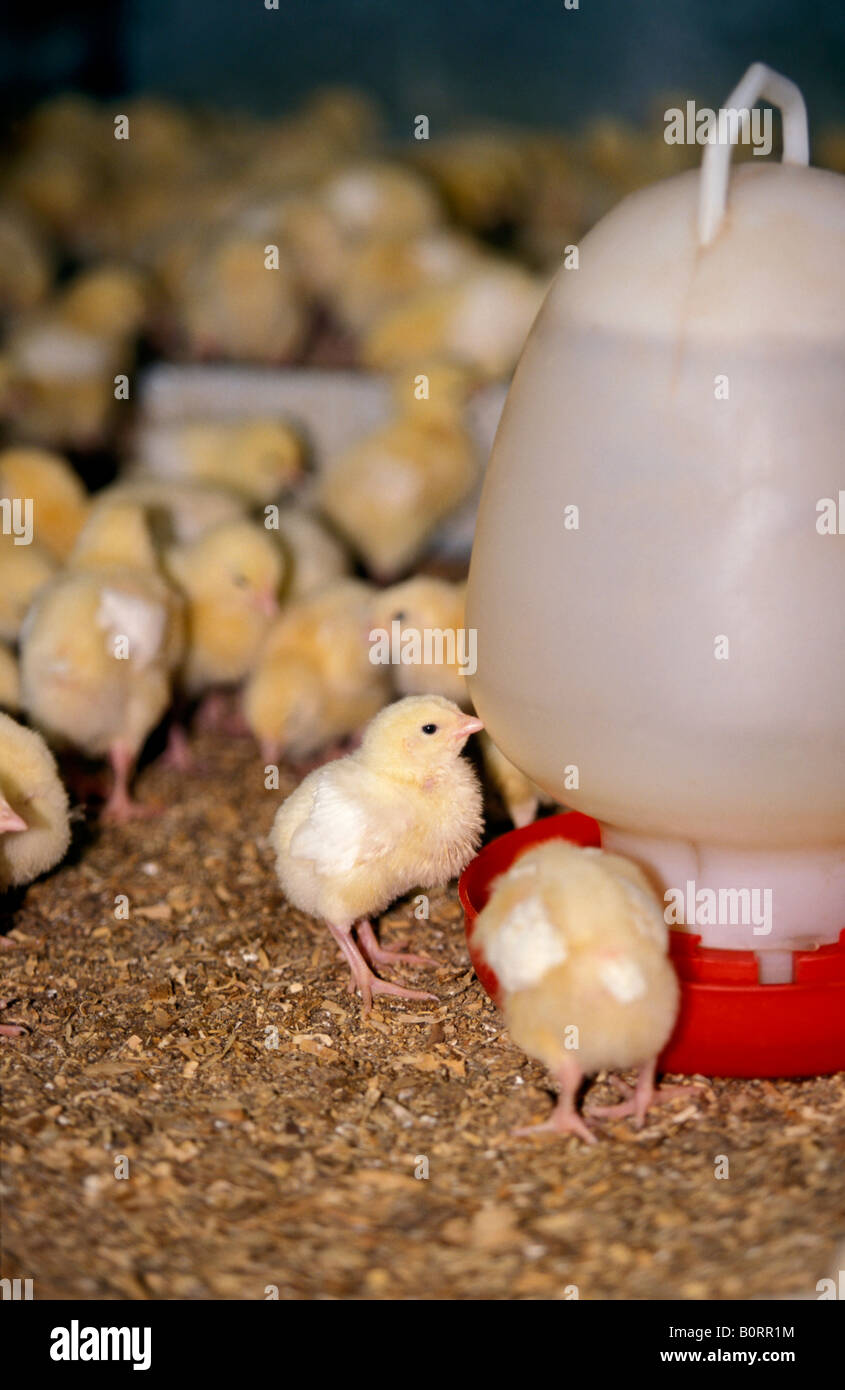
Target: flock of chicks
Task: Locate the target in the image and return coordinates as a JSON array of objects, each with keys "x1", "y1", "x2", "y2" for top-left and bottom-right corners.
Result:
[
  {"x1": 0, "y1": 84, "x2": 728, "y2": 1135},
  {"x1": 0, "y1": 441, "x2": 688, "y2": 1138}
]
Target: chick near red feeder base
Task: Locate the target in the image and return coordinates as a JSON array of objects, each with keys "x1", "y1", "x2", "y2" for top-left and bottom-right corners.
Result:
[
  {"x1": 472, "y1": 839, "x2": 690, "y2": 1143},
  {"x1": 270, "y1": 696, "x2": 483, "y2": 1013}
]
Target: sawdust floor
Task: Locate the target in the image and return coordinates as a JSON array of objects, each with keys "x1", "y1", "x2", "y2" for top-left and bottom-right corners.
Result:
[{"x1": 1, "y1": 732, "x2": 843, "y2": 1301}]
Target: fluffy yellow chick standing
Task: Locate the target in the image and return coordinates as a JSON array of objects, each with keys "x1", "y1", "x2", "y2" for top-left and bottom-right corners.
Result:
[
  {"x1": 164, "y1": 519, "x2": 285, "y2": 698},
  {"x1": 472, "y1": 841, "x2": 685, "y2": 1143},
  {"x1": 132, "y1": 418, "x2": 304, "y2": 506},
  {"x1": 271, "y1": 695, "x2": 483, "y2": 1013},
  {"x1": 244, "y1": 578, "x2": 389, "y2": 765},
  {"x1": 20, "y1": 505, "x2": 183, "y2": 821},
  {"x1": 0, "y1": 446, "x2": 90, "y2": 560}
]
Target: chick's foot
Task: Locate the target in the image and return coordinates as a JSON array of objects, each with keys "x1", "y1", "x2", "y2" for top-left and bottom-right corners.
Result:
[
  {"x1": 586, "y1": 1061, "x2": 695, "y2": 1125},
  {"x1": 196, "y1": 691, "x2": 250, "y2": 737},
  {"x1": 356, "y1": 919, "x2": 437, "y2": 970},
  {"x1": 328, "y1": 923, "x2": 438, "y2": 1015},
  {"x1": 102, "y1": 744, "x2": 159, "y2": 824},
  {"x1": 0, "y1": 1000, "x2": 27, "y2": 1036},
  {"x1": 161, "y1": 723, "x2": 202, "y2": 774},
  {"x1": 514, "y1": 1060, "x2": 597, "y2": 1144}
]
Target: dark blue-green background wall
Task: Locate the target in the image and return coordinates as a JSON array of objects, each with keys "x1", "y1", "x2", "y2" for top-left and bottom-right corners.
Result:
[{"x1": 2, "y1": 0, "x2": 843, "y2": 127}]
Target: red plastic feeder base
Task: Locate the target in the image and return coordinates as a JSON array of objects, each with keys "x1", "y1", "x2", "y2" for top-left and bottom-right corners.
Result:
[{"x1": 459, "y1": 813, "x2": 845, "y2": 1079}]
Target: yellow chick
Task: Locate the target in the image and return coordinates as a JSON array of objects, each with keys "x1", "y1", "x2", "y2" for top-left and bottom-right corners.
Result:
[
  {"x1": 243, "y1": 578, "x2": 389, "y2": 765},
  {"x1": 0, "y1": 711, "x2": 70, "y2": 891},
  {"x1": 299, "y1": 86, "x2": 383, "y2": 154},
  {"x1": 57, "y1": 264, "x2": 149, "y2": 339},
  {"x1": 0, "y1": 446, "x2": 89, "y2": 560},
  {"x1": 318, "y1": 414, "x2": 478, "y2": 579},
  {"x1": 0, "y1": 644, "x2": 20, "y2": 712},
  {"x1": 478, "y1": 731, "x2": 556, "y2": 829},
  {"x1": 472, "y1": 841, "x2": 684, "y2": 1143},
  {"x1": 368, "y1": 576, "x2": 471, "y2": 707},
  {"x1": 416, "y1": 130, "x2": 533, "y2": 232},
  {"x1": 271, "y1": 695, "x2": 483, "y2": 1013},
  {"x1": 330, "y1": 228, "x2": 481, "y2": 334},
  {"x1": 3, "y1": 266, "x2": 144, "y2": 449},
  {"x1": 0, "y1": 204, "x2": 53, "y2": 313},
  {"x1": 363, "y1": 261, "x2": 545, "y2": 378},
  {"x1": 174, "y1": 230, "x2": 307, "y2": 362},
  {"x1": 318, "y1": 161, "x2": 443, "y2": 244},
  {"x1": 0, "y1": 530, "x2": 57, "y2": 642},
  {"x1": 19, "y1": 504, "x2": 183, "y2": 821},
  {"x1": 132, "y1": 418, "x2": 304, "y2": 505},
  {"x1": 273, "y1": 505, "x2": 350, "y2": 600},
  {"x1": 88, "y1": 478, "x2": 248, "y2": 546},
  {"x1": 164, "y1": 519, "x2": 286, "y2": 696}
]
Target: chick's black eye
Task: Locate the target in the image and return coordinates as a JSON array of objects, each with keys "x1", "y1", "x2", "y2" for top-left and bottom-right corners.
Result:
[
  {"x1": 393, "y1": 611, "x2": 406, "y2": 623},
  {"x1": 421, "y1": 723, "x2": 438, "y2": 735}
]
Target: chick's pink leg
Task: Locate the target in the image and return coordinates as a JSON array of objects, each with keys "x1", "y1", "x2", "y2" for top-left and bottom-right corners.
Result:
[
  {"x1": 327, "y1": 923, "x2": 438, "y2": 1016},
  {"x1": 514, "y1": 1057, "x2": 597, "y2": 1145},
  {"x1": 356, "y1": 919, "x2": 437, "y2": 970},
  {"x1": 102, "y1": 743, "x2": 157, "y2": 823},
  {"x1": 587, "y1": 1059, "x2": 694, "y2": 1124},
  {"x1": 162, "y1": 723, "x2": 199, "y2": 774}
]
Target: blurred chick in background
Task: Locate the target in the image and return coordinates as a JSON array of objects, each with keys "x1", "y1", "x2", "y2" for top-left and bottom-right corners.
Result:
[
  {"x1": 131, "y1": 417, "x2": 304, "y2": 505},
  {"x1": 88, "y1": 478, "x2": 248, "y2": 546},
  {"x1": 0, "y1": 644, "x2": 20, "y2": 712},
  {"x1": 329, "y1": 228, "x2": 481, "y2": 335},
  {"x1": 0, "y1": 204, "x2": 53, "y2": 314},
  {"x1": 318, "y1": 404, "x2": 478, "y2": 580},
  {"x1": 369, "y1": 576, "x2": 470, "y2": 707},
  {"x1": 0, "y1": 446, "x2": 89, "y2": 560},
  {"x1": 0, "y1": 711, "x2": 70, "y2": 892},
  {"x1": 170, "y1": 230, "x2": 307, "y2": 362},
  {"x1": 363, "y1": 260, "x2": 544, "y2": 378},
  {"x1": 244, "y1": 578, "x2": 388, "y2": 765},
  {"x1": 479, "y1": 732, "x2": 556, "y2": 829},
  {"x1": 0, "y1": 531, "x2": 57, "y2": 643},
  {"x1": 20, "y1": 504, "x2": 183, "y2": 822},
  {"x1": 3, "y1": 266, "x2": 147, "y2": 449},
  {"x1": 271, "y1": 695, "x2": 483, "y2": 1013},
  {"x1": 472, "y1": 840, "x2": 685, "y2": 1143},
  {"x1": 164, "y1": 519, "x2": 284, "y2": 699},
  {"x1": 273, "y1": 504, "x2": 350, "y2": 600}
]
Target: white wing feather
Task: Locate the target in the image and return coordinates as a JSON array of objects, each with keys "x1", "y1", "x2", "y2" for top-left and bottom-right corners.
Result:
[
  {"x1": 289, "y1": 776, "x2": 394, "y2": 874},
  {"x1": 97, "y1": 588, "x2": 167, "y2": 668}
]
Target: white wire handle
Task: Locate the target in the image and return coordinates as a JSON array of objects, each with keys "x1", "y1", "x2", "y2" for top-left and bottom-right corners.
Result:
[{"x1": 698, "y1": 62, "x2": 809, "y2": 246}]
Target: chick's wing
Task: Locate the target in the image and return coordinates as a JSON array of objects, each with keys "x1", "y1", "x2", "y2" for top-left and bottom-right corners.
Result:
[
  {"x1": 289, "y1": 771, "x2": 406, "y2": 875},
  {"x1": 96, "y1": 587, "x2": 167, "y2": 668}
]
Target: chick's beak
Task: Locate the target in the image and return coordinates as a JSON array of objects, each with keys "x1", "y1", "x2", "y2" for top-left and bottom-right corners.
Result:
[
  {"x1": 451, "y1": 716, "x2": 484, "y2": 742},
  {"x1": 255, "y1": 588, "x2": 279, "y2": 619},
  {"x1": 0, "y1": 798, "x2": 28, "y2": 834}
]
